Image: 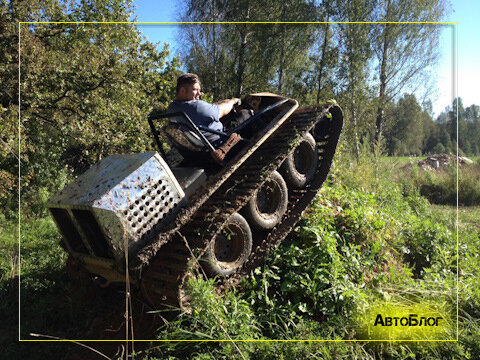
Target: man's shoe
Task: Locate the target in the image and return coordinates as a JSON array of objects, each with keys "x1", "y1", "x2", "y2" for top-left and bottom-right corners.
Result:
[{"x1": 210, "y1": 133, "x2": 241, "y2": 164}]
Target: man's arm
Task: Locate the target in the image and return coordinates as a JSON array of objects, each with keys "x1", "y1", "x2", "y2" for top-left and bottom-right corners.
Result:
[{"x1": 214, "y1": 98, "x2": 240, "y2": 118}]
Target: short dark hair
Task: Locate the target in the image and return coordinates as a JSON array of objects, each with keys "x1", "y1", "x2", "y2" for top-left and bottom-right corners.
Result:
[{"x1": 176, "y1": 73, "x2": 201, "y2": 94}]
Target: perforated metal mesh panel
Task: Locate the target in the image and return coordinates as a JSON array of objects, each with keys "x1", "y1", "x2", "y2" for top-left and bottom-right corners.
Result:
[{"x1": 123, "y1": 177, "x2": 182, "y2": 240}]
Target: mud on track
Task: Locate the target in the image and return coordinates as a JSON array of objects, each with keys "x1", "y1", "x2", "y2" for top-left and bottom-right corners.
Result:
[{"x1": 141, "y1": 103, "x2": 343, "y2": 310}]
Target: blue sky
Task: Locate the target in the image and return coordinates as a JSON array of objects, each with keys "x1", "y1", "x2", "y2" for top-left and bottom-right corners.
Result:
[
  {"x1": 131, "y1": 0, "x2": 479, "y2": 118},
  {"x1": 437, "y1": 1, "x2": 479, "y2": 115}
]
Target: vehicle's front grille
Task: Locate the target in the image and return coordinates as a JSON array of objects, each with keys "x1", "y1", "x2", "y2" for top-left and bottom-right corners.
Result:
[
  {"x1": 49, "y1": 207, "x2": 88, "y2": 255},
  {"x1": 72, "y1": 209, "x2": 110, "y2": 258}
]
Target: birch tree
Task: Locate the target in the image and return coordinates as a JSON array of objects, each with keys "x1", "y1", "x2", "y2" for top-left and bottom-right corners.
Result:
[{"x1": 371, "y1": 0, "x2": 448, "y2": 143}]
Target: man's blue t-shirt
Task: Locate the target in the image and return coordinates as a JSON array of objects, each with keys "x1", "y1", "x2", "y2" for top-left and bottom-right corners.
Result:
[{"x1": 167, "y1": 100, "x2": 222, "y2": 142}]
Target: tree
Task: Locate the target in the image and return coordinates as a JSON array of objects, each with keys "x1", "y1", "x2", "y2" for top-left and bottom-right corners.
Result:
[
  {"x1": 0, "y1": 0, "x2": 180, "y2": 217},
  {"x1": 421, "y1": 98, "x2": 480, "y2": 156},
  {"x1": 465, "y1": 105, "x2": 480, "y2": 155},
  {"x1": 175, "y1": 0, "x2": 454, "y2": 160},
  {"x1": 335, "y1": 0, "x2": 376, "y2": 160},
  {"x1": 384, "y1": 94, "x2": 427, "y2": 156},
  {"x1": 178, "y1": 0, "x2": 230, "y2": 100},
  {"x1": 307, "y1": 1, "x2": 339, "y2": 105},
  {"x1": 371, "y1": 0, "x2": 448, "y2": 144},
  {"x1": 178, "y1": 0, "x2": 317, "y2": 99}
]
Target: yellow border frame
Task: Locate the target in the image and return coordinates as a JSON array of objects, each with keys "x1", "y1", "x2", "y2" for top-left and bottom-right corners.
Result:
[{"x1": 17, "y1": 21, "x2": 459, "y2": 343}]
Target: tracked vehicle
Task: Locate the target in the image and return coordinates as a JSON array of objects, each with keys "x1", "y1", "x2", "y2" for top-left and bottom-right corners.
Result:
[{"x1": 48, "y1": 93, "x2": 343, "y2": 310}]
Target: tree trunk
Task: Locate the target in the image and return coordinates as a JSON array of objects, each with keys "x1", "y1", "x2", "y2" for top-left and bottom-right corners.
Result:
[
  {"x1": 351, "y1": 98, "x2": 360, "y2": 162},
  {"x1": 236, "y1": 1, "x2": 249, "y2": 97},
  {"x1": 237, "y1": 27, "x2": 247, "y2": 97},
  {"x1": 347, "y1": 24, "x2": 360, "y2": 161},
  {"x1": 278, "y1": 3, "x2": 287, "y2": 93},
  {"x1": 375, "y1": 24, "x2": 390, "y2": 144},
  {"x1": 212, "y1": 24, "x2": 218, "y2": 100},
  {"x1": 316, "y1": 20, "x2": 329, "y2": 104},
  {"x1": 211, "y1": 0, "x2": 218, "y2": 100}
]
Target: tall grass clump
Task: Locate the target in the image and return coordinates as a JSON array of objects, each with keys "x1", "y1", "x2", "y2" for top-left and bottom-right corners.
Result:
[
  {"x1": 144, "y1": 278, "x2": 259, "y2": 359},
  {"x1": 0, "y1": 216, "x2": 67, "y2": 290}
]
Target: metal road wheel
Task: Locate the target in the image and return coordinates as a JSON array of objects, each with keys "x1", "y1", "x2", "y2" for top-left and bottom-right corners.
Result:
[
  {"x1": 204, "y1": 212, "x2": 252, "y2": 277},
  {"x1": 242, "y1": 171, "x2": 288, "y2": 230},
  {"x1": 280, "y1": 132, "x2": 318, "y2": 188}
]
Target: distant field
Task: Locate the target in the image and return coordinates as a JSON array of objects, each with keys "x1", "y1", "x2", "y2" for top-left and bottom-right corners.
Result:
[
  {"x1": 380, "y1": 155, "x2": 478, "y2": 169},
  {"x1": 431, "y1": 204, "x2": 480, "y2": 227},
  {"x1": 380, "y1": 156, "x2": 426, "y2": 164},
  {"x1": 380, "y1": 155, "x2": 479, "y2": 206},
  {"x1": 379, "y1": 156, "x2": 427, "y2": 170}
]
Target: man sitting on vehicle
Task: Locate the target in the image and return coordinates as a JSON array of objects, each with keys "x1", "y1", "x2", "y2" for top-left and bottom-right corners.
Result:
[{"x1": 167, "y1": 73, "x2": 240, "y2": 147}]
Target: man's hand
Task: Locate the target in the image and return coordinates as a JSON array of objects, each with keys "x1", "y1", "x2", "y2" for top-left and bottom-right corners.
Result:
[{"x1": 215, "y1": 98, "x2": 241, "y2": 118}]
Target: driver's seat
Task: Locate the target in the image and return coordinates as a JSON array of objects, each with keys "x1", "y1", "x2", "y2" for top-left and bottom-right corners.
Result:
[
  {"x1": 151, "y1": 111, "x2": 243, "y2": 165},
  {"x1": 163, "y1": 122, "x2": 205, "y2": 152}
]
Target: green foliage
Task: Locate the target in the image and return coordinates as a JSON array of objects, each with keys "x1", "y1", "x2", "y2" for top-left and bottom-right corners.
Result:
[
  {"x1": 178, "y1": 0, "x2": 461, "y2": 159},
  {"x1": 145, "y1": 278, "x2": 259, "y2": 359},
  {"x1": 384, "y1": 94, "x2": 432, "y2": 156},
  {"x1": 432, "y1": 142, "x2": 446, "y2": 153},
  {"x1": 140, "y1": 148, "x2": 476, "y2": 359},
  {"x1": 243, "y1": 225, "x2": 366, "y2": 332},
  {"x1": 0, "y1": 215, "x2": 66, "y2": 283},
  {"x1": 0, "y1": 0, "x2": 181, "y2": 218},
  {"x1": 179, "y1": 1, "x2": 318, "y2": 99},
  {"x1": 383, "y1": 98, "x2": 480, "y2": 158},
  {"x1": 401, "y1": 217, "x2": 453, "y2": 277},
  {"x1": 0, "y1": 216, "x2": 70, "y2": 356},
  {"x1": 2, "y1": 150, "x2": 480, "y2": 359},
  {"x1": 0, "y1": 1, "x2": 478, "y2": 357},
  {"x1": 433, "y1": 100, "x2": 480, "y2": 156},
  {"x1": 0, "y1": 214, "x2": 17, "y2": 281},
  {"x1": 398, "y1": 162, "x2": 480, "y2": 206},
  {"x1": 240, "y1": 161, "x2": 456, "y2": 338},
  {"x1": 18, "y1": 218, "x2": 67, "y2": 288}
]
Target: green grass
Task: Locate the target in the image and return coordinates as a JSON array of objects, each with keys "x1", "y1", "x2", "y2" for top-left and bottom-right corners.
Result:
[
  {"x1": 142, "y1": 172, "x2": 475, "y2": 359},
  {"x1": 431, "y1": 205, "x2": 480, "y2": 228},
  {"x1": 380, "y1": 155, "x2": 427, "y2": 166},
  {"x1": 394, "y1": 160, "x2": 480, "y2": 206},
  {"x1": 2, "y1": 152, "x2": 480, "y2": 359},
  {"x1": 0, "y1": 217, "x2": 127, "y2": 359}
]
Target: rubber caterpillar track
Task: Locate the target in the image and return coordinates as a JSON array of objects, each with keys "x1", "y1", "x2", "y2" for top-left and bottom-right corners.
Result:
[{"x1": 140, "y1": 103, "x2": 343, "y2": 309}]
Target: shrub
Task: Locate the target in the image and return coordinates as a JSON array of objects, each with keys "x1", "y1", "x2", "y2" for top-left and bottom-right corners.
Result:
[{"x1": 401, "y1": 217, "x2": 454, "y2": 277}]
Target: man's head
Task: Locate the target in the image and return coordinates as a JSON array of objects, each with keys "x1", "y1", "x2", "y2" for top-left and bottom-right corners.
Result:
[{"x1": 176, "y1": 73, "x2": 201, "y2": 101}]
